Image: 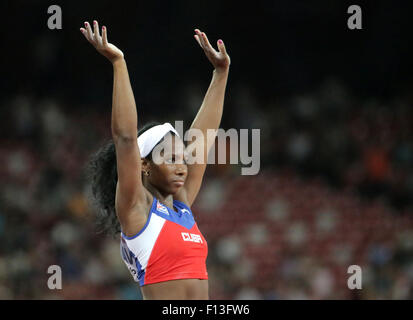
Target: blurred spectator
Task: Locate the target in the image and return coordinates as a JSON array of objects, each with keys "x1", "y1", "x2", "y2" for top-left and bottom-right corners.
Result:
[{"x1": 1, "y1": 81, "x2": 413, "y2": 300}]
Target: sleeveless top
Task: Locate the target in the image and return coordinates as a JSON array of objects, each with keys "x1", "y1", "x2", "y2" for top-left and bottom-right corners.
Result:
[{"x1": 120, "y1": 197, "x2": 208, "y2": 286}]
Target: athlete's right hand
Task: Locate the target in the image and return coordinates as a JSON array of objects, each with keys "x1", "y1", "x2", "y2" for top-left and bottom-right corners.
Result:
[{"x1": 80, "y1": 20, "x2": 124, "y2": 64}]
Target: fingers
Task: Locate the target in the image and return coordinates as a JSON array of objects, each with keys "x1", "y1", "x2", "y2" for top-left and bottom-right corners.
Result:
[
  {"x1": 217, "y1": 39, "x2": 227, "y2": 55},
  {"x1": 193, "y1": 28, "x2": 228, "y2": 58},
  {"x1": 93, "y1": 20, "x2": 100, "y2": 42},
  {"x1": 102, "y1": 25, "x2": 108, "y2": 46},
  {"x1": 194, "y1": 29, "x2": 214, "y2": 52},
  {"x1": 200, "y1": 32, "x2": 213, "y2": 51},
  {"x1": 194, "y1": 34, "x2": 203, "y2": 48},
  {"x1": 79, "y1": 27, "x2": 88, "y2": 40},
  {"x1": 85, "y1": 21, "x2": 94, "y2": 42},
  {"x1": 80, "y1": 20, "x2": 107, "y2": 47},
  {"x1": 194, "y1": 29, "x2": 203, "y2": 48}
]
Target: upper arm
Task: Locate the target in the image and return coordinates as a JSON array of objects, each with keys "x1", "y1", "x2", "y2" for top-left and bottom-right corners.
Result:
[
  {"x1": 180, "y1": 70, "x2": 228, "y2": 206},
  {"x1": 113, "y1": 136, "x2": 147, "y2": 217},
  {"x1": 176, "y1": 130, "x2": 216, "y2": 206},
  {"x1": 175, "y1": 163, "x2": 206, "y2": 207}
]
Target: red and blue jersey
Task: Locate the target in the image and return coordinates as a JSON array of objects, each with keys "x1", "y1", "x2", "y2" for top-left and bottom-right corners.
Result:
[{"x1": 120, "y1": 197, "x2": 208, "y2": 286}]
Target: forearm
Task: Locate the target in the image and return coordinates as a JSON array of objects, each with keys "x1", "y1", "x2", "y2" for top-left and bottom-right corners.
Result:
[
  {"x1": 190, "y1": 68, "x2": 229, "y2": 132},
  {"x1": 111, "y1": 58, "x2": 138, "y2": 139}
]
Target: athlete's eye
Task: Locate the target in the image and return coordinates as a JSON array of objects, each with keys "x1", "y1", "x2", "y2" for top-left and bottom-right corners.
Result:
[
  {"x1": 165, "y1": 156, "x2": 175, "y2": 164},
  {"x1": 165, "y1": 155, "x2": 187, "y2": 164}
]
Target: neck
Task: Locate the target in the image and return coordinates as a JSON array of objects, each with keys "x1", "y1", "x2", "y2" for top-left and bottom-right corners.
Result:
[{"x1": 143, "y1": 180, "x2": 174, "y2": 206}]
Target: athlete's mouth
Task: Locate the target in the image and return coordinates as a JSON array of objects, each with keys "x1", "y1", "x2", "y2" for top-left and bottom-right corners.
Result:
[{"x1": 172, "y1": 180, "x2": 185, "y2": 187}]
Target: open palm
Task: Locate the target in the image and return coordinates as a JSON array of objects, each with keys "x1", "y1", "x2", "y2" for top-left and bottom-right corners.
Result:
[
  {"x1": 80, "y1": 20, "x2": 124, "y2": 63},
  {"x1": 194, "y1": 29, "x2": 230, "y2": 72}
]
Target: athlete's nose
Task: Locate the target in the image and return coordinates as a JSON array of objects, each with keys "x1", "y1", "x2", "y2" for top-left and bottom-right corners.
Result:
[{"x1": 176, "y1": 165, "x2": 187, "y2": 176}]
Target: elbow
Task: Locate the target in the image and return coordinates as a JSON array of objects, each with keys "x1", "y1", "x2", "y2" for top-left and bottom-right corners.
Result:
[
  {"x1": 112, "y1": 133, "x2": 137, "y2": 144},
  {"x1": 112, "y1": 127, "x2": 137, "y2": 142}
]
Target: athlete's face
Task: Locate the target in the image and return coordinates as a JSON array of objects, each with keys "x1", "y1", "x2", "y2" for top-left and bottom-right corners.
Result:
[{"x1": 145, "y1": 134, "x2": 188, "y2": 195}]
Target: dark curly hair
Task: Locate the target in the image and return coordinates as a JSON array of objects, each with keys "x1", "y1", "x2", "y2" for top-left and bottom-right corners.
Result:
[{"x1": 85, "y1": 121, "x2": 162, "y2": 237}]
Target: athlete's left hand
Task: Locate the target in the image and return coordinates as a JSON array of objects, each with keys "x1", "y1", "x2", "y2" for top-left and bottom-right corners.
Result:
[{"x1": 194, "y1": 29, "x2": 230, "y2": 73}]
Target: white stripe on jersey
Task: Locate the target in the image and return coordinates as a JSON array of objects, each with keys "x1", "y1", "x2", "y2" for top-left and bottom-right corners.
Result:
[{"x1": 123, "y1": 213, "x2": 166, "y2": 270}]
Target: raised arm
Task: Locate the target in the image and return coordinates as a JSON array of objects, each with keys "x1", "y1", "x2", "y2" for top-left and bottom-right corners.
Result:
[
  {"x1": 80, "y1": 21, "x2": 147, "y2": 233},
  {"x1": 180, "y1": 29, "x2": 231, "y2": 206}
]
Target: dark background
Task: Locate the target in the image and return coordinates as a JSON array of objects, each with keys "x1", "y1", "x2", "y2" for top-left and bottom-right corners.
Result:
[{"x1": 2, "y1": 1, "x2": 413, "y2": 117}]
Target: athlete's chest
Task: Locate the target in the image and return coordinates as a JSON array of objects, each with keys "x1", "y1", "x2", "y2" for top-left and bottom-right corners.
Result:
[{"x1": 150, "y1": 201, "x2": 207, "y2": 255}]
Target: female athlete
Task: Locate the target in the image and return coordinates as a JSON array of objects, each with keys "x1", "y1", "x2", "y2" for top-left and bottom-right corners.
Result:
[{"x1": 81, "y1": 20, "x2": 230, "y2": 300}]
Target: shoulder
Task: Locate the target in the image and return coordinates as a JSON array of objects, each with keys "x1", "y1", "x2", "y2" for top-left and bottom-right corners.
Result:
[
  {"x1": 117, "y1": 187, "x2": 155, "y2": 237},
  {"x1": 133, "y1": 187, "x2": 154, "y2": 215}
]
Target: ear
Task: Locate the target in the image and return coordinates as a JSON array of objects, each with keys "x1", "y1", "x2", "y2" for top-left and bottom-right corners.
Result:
[{"x1": 141, "y1": 158, "x2": 150, "y2": 171}]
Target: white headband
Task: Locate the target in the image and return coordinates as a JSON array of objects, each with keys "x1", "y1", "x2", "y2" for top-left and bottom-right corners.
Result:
[{"x1": 137, "y1": 122, "x2": 180, "y2": 158}]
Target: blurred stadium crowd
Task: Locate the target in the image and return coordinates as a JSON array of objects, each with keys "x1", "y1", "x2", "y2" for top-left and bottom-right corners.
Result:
[{"x1": 0, "y1": 77, "x2": 412, "y2": 299}]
